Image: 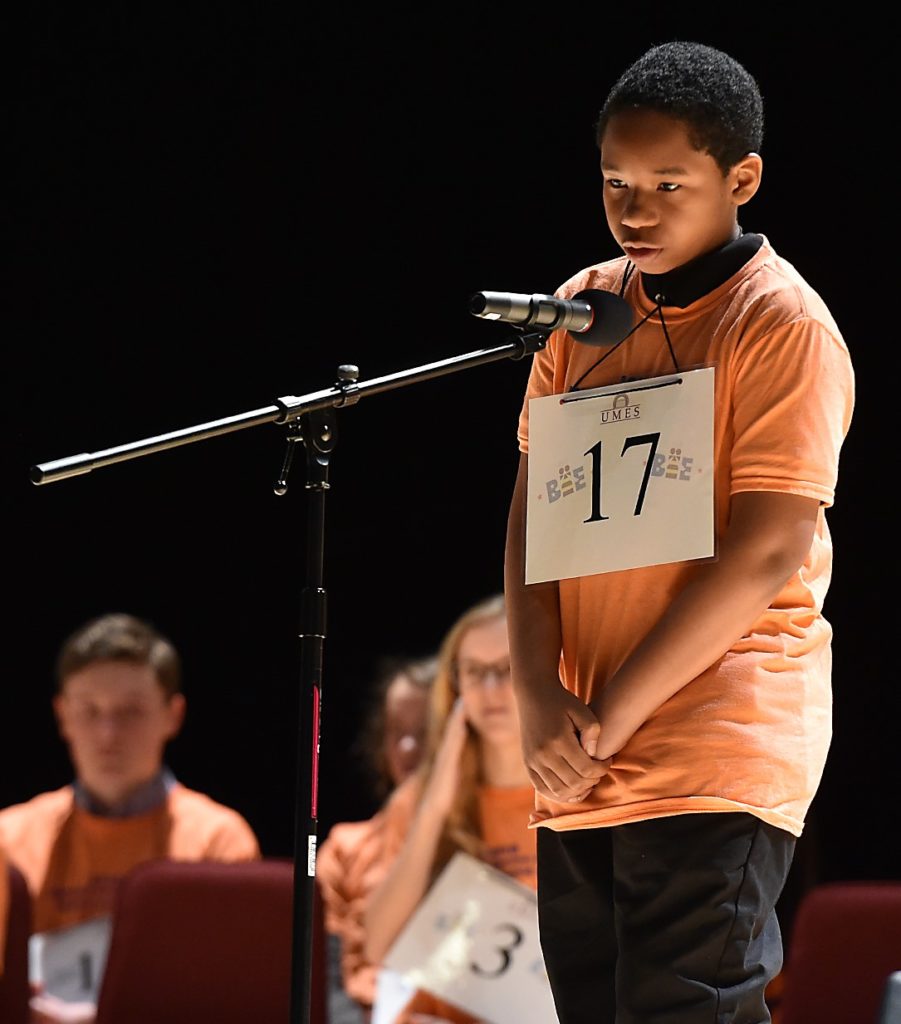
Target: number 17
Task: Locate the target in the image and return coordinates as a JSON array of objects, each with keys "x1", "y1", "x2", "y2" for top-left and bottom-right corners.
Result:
[{"x1": 583, "y1": 432, "x2": 661, "y2": 523}]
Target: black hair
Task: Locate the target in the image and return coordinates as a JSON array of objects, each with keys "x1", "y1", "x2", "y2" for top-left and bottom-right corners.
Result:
[{"x1": 595, "y1": 41, "x2": 764, "y2": 174}]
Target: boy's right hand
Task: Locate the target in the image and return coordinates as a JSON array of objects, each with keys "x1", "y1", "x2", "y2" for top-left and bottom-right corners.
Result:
[{"x1": 517, "y1": 685, "x2": 610, "y2": 803}]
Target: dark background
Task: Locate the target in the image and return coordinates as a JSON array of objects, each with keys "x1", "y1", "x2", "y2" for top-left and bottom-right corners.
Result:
[{"x1": 4, "y1": 2, "x2": 894, "y2": 919}]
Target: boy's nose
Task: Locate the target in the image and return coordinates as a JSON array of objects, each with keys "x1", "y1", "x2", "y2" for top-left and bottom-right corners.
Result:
[
  {"x1": 94, "y1": 716, "x2": 121, "y2": 741},
  {"x1": 619, "y1": 193, "x2": 658, "y2": 229}
]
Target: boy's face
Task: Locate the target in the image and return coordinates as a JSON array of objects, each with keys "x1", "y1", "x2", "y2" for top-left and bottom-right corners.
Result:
[
  {"x1": 54, "y1": 660, "x2": 186, "y2": 811},
  {"x1": 600, "y1": 108, "x2": 761, "y2": 275}
]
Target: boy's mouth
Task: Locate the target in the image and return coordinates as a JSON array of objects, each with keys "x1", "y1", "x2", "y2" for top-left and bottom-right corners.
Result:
[{"x1": 623, "y1": 243, "x2": 661, "y2": 261}]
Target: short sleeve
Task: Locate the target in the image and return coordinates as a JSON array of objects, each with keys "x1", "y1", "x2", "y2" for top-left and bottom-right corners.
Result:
[
  {"x1": 517, "y1": 332, "x2": 565, "y2": 454},
  {"x1": 730, "y1": 319, "x2": 854, "y2": 506}
]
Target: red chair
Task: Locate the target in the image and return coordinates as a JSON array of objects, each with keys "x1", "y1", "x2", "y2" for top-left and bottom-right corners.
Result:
[
  {"x1": 0, "y1": 861, "x2": 32, "y2": 1024},
  {"x1": 777, "y1": 880, "x2": 901, "y2": 1024},
  {"x1": 94, "y1": 857, "x2": 326, "y2": 1024}
]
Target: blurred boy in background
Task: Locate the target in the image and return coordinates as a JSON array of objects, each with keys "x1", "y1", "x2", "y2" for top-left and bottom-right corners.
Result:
[{"x1": 0, "y1": 612, "x2": 260, "y2": 1023}]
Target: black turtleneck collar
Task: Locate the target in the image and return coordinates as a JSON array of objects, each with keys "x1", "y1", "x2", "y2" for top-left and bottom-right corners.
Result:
[{"x1": 640, "y1": 229, "x2": 763, "y2": 308}]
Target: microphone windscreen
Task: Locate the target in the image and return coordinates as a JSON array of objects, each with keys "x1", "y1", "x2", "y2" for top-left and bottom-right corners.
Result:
[{"x1": 569, "y1": 289, "x2": 634, "y2": 347}]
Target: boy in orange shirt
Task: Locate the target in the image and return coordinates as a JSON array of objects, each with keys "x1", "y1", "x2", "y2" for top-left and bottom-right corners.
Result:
[
  {"x1": 0, "y1": 612, "x2": 260, "y2": 1024},
  {"x1": 504, "y1": 41, "x2": 854, "y2": 1023}
]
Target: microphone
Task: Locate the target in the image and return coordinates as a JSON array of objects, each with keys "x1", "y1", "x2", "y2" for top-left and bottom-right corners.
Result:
[{"x1": 469, "y1": 288, "x2": 633, "y2": 347}]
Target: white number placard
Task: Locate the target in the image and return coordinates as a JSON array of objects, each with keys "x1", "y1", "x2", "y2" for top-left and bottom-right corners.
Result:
[
  {"x1": 526, "y1": 367, "x2": 715, "y2": 583},
  {"x1": 381, "y1": 851, "x2": 555, "y2": 1024},
  {"x1": 29, "y1": 915, "x2": 112, "y2": 1003},
  {"x1": 371, "y1": 967, "x2": 418, "y2": 1024}
]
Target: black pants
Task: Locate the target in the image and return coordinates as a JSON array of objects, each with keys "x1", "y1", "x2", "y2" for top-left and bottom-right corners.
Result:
[{"x1": 537, "y1": 813, "x2": 796, "y2": 1024}]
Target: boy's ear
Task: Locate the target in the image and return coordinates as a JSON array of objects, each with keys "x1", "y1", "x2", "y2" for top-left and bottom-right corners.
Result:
[
  {"x1": 732, "y1": 152, "x2": 762, "y2": 206},
  {"x1": 52, "y1": 694, "x2": 69, "y2": 740},
  {"x1": 165, "y1": 693, "x2": 187, "y2": 740}
]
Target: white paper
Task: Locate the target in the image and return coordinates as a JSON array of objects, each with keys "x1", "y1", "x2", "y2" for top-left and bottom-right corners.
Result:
[
  {"x1": 526, "y1": 367, "x2": 715, "y2": 583},
  {"x1": 383, "y1": 851, "x2": 556, "y2": 1024},
  {"x1": 29, "y1": 915, "x2": 112, "y2": 1003},
  {"x1": 371, "y1": 967, "x2": 418, "y2": 1024}
]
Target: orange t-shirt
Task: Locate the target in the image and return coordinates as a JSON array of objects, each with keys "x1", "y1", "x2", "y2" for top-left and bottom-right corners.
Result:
[
  {"x1": 316, "y1": 778, "x2": 448, "y2": 1010},
  {"x1": 0, "y1": 783, "x2": 261, "y2": 934},
  {"x1": 395, "y1": 987, "x2": 488, "y2": 1024},
  {"x1": 474, "y1": 784, "x2": 537, "y2": 889},
  {"x1": 316, "y1": 805, "x2": 404, "y2": 1009},
  {"x1": 517, "y1": 237, "x2": 854, "y2": 837}
]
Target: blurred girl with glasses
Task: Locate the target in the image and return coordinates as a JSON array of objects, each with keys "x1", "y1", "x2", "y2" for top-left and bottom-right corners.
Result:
[{"x1": 364, "y1": 592, "x2": 535, "y2": 1024}]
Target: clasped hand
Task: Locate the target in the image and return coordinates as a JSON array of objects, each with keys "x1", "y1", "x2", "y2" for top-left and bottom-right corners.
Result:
[{"x1": 518, "y1": 685, "x2": 611, "y2": 803}]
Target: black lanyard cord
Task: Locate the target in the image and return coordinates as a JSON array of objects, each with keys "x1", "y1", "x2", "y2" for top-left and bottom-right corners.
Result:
[
  {"x1": 654, "y1": 295, "x2": 680, "y2": 373},
  {"x1": 568, "y1": 299, "x2": 663, "y2": 392}
]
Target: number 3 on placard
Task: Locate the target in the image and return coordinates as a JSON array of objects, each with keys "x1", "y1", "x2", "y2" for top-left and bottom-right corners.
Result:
[
  {"x1": 469, "y1": 922, "x2": 525, "y2": 979},
  {"x1": 583, "y1": 431, "x2": 661, "y2": 523}
]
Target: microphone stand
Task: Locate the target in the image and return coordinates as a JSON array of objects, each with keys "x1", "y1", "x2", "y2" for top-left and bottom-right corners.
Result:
[{"x1": 30, "y1": 328, "x2": 549, "y2": 1024}]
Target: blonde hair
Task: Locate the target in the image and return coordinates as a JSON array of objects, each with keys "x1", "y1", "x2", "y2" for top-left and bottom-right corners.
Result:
[{"x1": 415, "y1": 592, "x2": 507, "y2": 877}]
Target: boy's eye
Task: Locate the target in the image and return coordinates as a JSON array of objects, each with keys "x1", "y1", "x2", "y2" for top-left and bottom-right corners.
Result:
[
  {"x1": 659, "y1": 182, "x2": 680, "y2": 192},
  {"x1": 605, "y1": 178, "x2": 627, "y2": 189}
]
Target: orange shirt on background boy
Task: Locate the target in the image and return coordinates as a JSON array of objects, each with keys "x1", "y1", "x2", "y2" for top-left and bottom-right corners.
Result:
[{"x1": 0, "y1": 782, "x2": 259, "y2": 934}]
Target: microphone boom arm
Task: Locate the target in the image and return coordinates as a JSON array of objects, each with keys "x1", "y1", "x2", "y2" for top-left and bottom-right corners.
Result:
[{"x1": 30, "y1": 331, "x2": 549, "y2": 486}]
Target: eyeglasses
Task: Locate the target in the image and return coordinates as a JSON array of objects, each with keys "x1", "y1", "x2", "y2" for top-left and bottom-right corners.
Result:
[{"x1": 454, "y1": 658, "x2": 512, "y2": 690}]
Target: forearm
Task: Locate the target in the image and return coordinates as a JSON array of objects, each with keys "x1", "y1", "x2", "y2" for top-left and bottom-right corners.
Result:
[
  {"x1": 594, "y1": 491, "x2": 819, "y2": 758},
  {"x1": 595, "y1": 561, "x2": 784, "y2": 756},
  {"x1": 504, "y1": 452, "x2": 563, "y2": 702},
  {"x1": 363, "y1": 803, "x2": 446, "y2": 964},
  {"x1": 503, "y1": 452, "x2": 608, "y2": 798}
]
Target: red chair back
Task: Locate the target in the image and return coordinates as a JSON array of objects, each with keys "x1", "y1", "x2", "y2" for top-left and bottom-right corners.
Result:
[
  {"x1": 0, "y1": 861, "x2": 32, "y2": 1024},
  {"x1": 95, "y1": 857, "x2": 326, "y2": 1024},
  {"x1": 778, "y1": 881, "x2": 901, "y2": 1024}
]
